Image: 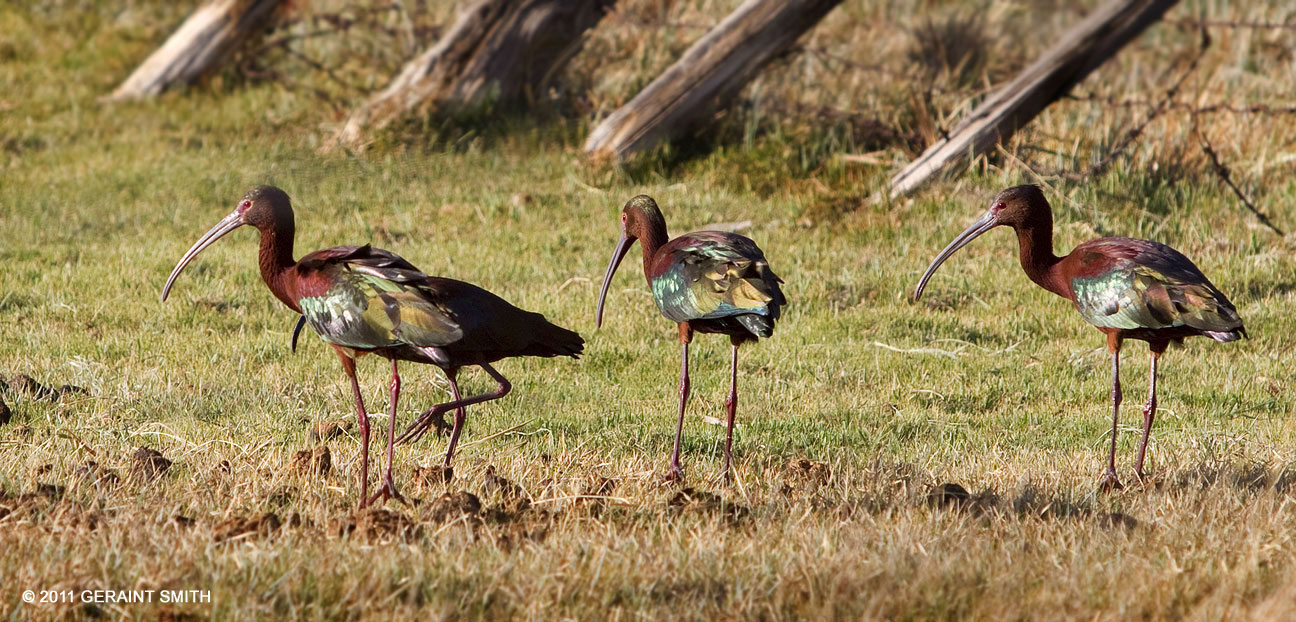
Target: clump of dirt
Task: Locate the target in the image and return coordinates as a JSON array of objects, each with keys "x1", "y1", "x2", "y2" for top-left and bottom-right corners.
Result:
[
  {"x1": 156, "y1": 606, "x2": 203, "y2": 622},
  {"x1": 424, "y1": 490, "x2": 482, "y2": 523},
  {"x1": 131, "y1": 447, "x2": 172, "y2": 482},
  {"x1": 267, "y1": 485, "x2": 298, "y2": 506},
  {"x1": 172, "y1": 515, "x2": 196, "y2": 529},
  {"x1": 0, "y1": 396, "x2": 10, "y2": 425},
  {"x1": 483, "y1": 466, "x2": 523, "y2": 498},
  {"x1": 1099, "y1": 512, "x2": 1139, "y2": 530},
  {"x1": 412, "y1": 464, "x2": 454, "y2": 489},
  {"x1": 72, "y1": 461, "x2": 120, "y2": 490},
  {"x1": 779, "y1": 458, "x2": 831, "y2": 494},
  {"x1": 927, "y1": 482, "x2": 970, "y2": 508},
  {"x1": 1011, "y1": 484, "x2": 1088, "y2": 520},
  {"x1": 292, "y1": 446, "x2": 331, "y2": 477},
  {"x1": 10, "y1": 424, "x2": 30, "y2": 438},
  {"x1": 214, "y1": 512, "x2": 282, "y2": 542},
  {"x1": 3, "y1": 374, "x2": 87, "y2": 402},
  {"x1": 573, "y1": 474, "x2": 618, "y2": 517},
  {"x1": 215, "y1": 460, "x2": 232, "y2": 475},
  {"x1": 338, "y1": 507, "x2": 420, "y2": 540},
  {"x1": 310, "y1": 420, "x2": 351, "y2": 442},
  {"x1": 31, "y1": 463, "x2": 52, "y2": 477},
  {"x1": 0, "y1": 485, "x2": 102, "y2": 531},
  {"x1": 926, "y1": 482, "x2": 1002, "y2": 516},
  {"x1": 667, "y1": 487, "x2": 750, "y2": 523}
]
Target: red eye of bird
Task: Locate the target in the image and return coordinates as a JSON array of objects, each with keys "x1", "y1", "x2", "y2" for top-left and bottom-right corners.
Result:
[{"x1": 238, "y1": 200, "x2": 251, "y2": 213}]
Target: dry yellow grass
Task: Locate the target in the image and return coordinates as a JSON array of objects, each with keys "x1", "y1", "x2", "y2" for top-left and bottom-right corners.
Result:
[{"x1": 2, "y1": 0, "x2": 1295, "y2": 620}]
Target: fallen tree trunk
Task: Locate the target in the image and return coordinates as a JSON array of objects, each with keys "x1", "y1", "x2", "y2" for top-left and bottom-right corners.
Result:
[
  {"x1": 584, "y1": 0, "x2": 842, "y2": 160},
  {"x1": 107, "y1": 0, "x2": 286, "y2": 101},
  {"x1": 333, "y1": 0, "x2": 615, "y2": 151},
  {"x1": 888, "y1": 0, "x2": 1179, "y2": 198}
]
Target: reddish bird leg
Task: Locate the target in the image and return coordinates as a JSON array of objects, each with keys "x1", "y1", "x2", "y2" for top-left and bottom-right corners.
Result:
[
  {"x1": 1102, "y1": 336, "x2": 1123, "y2": 491},
  {"x1": 394, "y1": 364, "x2": 512, "y2": 463},
  {"x1": 367, "y1": 359, "x2": 407, "y2": 506},
  {"x1": 719, "y1": 341, "x2": 740, "y2": 482},
  {"x1": 1135, "y1": 345, "x2": 1164, "y2": 483},
  {"x1": 667, "y1": 326, "x2": 692, "y2": 483},
  {"x1": 338, "y1": 351, "x2": 372, "y2": 508}
]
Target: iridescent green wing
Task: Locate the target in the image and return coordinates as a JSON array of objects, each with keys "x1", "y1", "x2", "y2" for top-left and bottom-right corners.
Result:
[
  {"x1": 650, "y1": 232, "x2": 786, "y2": 324},
  {"x1": 1071, "y1": 238, "x2": 1243, "y2": 333},
  {"x1": 296, "y1": 246, "x2": 463, "y2": 350}
]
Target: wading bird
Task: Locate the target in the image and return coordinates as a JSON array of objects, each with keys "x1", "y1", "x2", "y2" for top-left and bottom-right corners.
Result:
[
  {"x1": 162, "y1": 186, "x2": 583, "y2": 506},
  {"x1": 596, "y1": 195, "x2": 785, "y2": 482},
  {"x1": 914, "y1": 185, "x2": 1246, "y2": 489}
]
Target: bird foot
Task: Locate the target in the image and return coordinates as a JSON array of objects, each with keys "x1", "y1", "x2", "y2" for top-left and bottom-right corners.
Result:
[
  {"x1": 662, "y1": 465, "x2": 685, "y2": 486},
  {"x1": 395, "y1": 410, "x2": 450, "y2": 445},
  {"x1": 711, "y1": 464, "x2": 734, "y2": 486},
  {"x1": 365, "y1": 478, "x2": 408, "y2": 507},
  {"x1": 1099, "y1": 470, "x2": 1123, "y2": 492}
]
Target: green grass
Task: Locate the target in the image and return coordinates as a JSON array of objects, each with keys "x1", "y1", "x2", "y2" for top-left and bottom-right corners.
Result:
[{"x1": 3, "y1": 0, "x2": 1296, "y2": 620}]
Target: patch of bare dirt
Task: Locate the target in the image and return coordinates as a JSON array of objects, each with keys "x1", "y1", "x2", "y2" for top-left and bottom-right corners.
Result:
[
  {"x1": 0, "y1": 396, "x2": 9, "y2": 424},
  {"x1": 291, "y1": 446, "x2": 331, "y2": 477},
  {"x1": 213, "y1": 512, "x2": 282, "y2": 542},
  {"x1": 130, "y1": 447, "x2": 172, "y2": 482}
]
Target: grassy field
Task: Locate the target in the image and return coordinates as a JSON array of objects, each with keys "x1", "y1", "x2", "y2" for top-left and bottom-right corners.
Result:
[{"x1": 3, "y1": 0, "x2": 1296, "y2": 619}]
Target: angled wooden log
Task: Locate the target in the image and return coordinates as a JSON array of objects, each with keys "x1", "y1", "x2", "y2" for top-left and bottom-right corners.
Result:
[
  {"x1": 107, "y1": 0, "x2": 286, "y2": 101},
  {"x1": 583, "y1": 0, "x2": 842, "y2": 160},
  {"x1": 888, "y1": 0, "x2": 1179, "y2": 198},
  {"x1": 333, "y1": 0, "x2": 615, "y2": 151}
]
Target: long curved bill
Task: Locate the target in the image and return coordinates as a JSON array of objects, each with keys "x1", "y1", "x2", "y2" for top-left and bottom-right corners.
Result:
[
  {"x1": 913, "y1": 211, "x2": 998, "y2": 300},
  {"x1": 161, "y1": 211, "x2": 246, "y2": 301},
  {"x1": 595, "y1": 234, "x2": 634, "y2": 328},
  {"x1": 290, "y1": 316, "x2": 307, "y2": 353}
]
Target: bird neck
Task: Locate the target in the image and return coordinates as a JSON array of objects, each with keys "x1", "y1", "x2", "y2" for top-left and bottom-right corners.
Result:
[
  {"x1": 1013, "y1": 218, "x2": 1068, "y2": 298},
  {"x1": 635, "y1": 221, "x2": 669, "y2": 284},
  {"x1": 256, "y1": 219, "x2": 300, "y2": 312}
]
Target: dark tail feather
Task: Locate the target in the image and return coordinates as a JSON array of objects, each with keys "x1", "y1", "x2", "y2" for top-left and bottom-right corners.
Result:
[
  {"x1": 1205, "y1": 326, "x2": 1247, "y2": 342},
  {"x1": 527, "y1": 319, "x2": 585, "y2": 359},
  {"x1": 736, "y1": 313, "x2": 775, "y2": 339}
]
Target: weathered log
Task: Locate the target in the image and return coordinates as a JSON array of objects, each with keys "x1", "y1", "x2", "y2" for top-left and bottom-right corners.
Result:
[
  {"x1": 107, "y1": 0, "x2": 286, "y2": 101},
  {"x1": 333, "y1": 0, "x2": 614, "y2": 151},
  {"x1": 888, "y1": 0, "x2": 1179, "y2": 198},
  {"x1": 583, "y1": 0, "x2": 842, "y2": 160}
]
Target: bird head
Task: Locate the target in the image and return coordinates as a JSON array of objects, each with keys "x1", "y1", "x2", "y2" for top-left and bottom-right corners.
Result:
[
  {"x1": 913, "y1": 185, "x2": 1050, "y2": 300},
  {"x1": 161, "y1": 186, "x2": 295, "y2": 301},
  {"x1": 595, "y1": 195, "x2": 666, "y2": 329}
]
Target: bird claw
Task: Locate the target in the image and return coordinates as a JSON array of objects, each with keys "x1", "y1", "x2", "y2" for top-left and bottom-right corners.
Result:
[
  {"x1": 663, "y1": 465, "x2": 685, "y2": 486},
  {"x1": 395, "y1": 410, "x2": 452, "y2": 445},
  {"x1": 365, "y1": 478, "x2": 408, "y2": 507},
  {"x1": 1099, "y1": 470, "x2": 1123, "y2": 492}
]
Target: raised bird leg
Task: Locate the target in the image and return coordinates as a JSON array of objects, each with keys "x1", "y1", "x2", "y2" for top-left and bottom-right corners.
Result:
[
  {"x1": 667, "y1": 325, "x2": 692, "y2": 483},
  {"x1": 441, "y1": 372, "x2": 468, "y2": 467},
  {"x1": 718, "y1": 341, "x2": 740, "y2": 483},
  {"x1": 1134, "y1": 344, "x2": 1165, "y2": 484},
  {"x1": 367, "y1": 359, "x2": 407, "y2": 507},
  {"x1": 337, "y1": 351, "x2": 372, "y2": 508},
  {"x1": 1101, "y1": 335, "x2": 1123, "y2": 491},
  {"x1": 394, "y1": 364, "x2": 512, "y2": 457}
]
